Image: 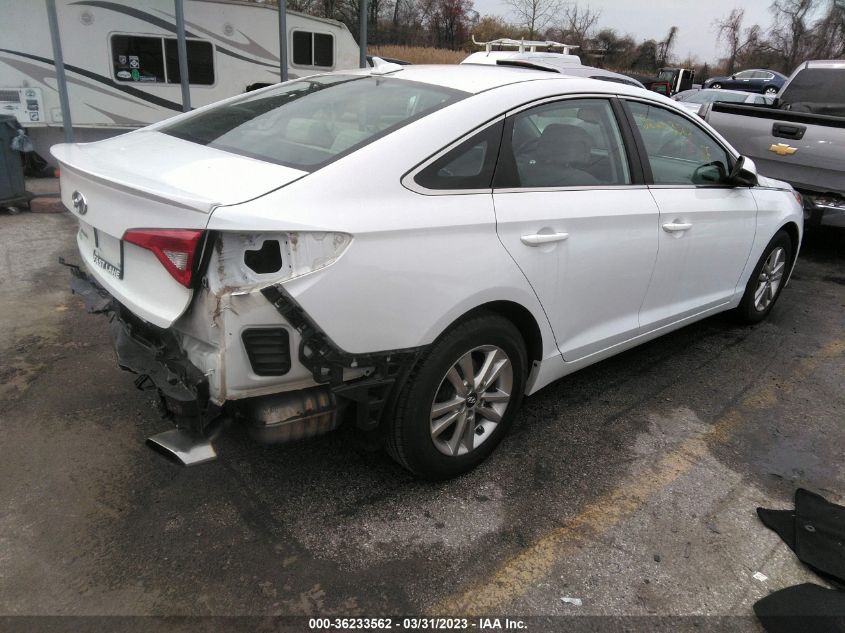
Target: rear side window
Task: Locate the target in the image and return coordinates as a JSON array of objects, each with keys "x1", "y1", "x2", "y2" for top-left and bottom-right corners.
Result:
[
  {"x1": 292, "y1": 31, "x2": 334, "y2": 68},
  {"x1": 161, "y1": 75, "x2": 467, "y2": 170},
  {"x1": 415, "y1": 121, "x2": 504, "y2": 190},
  {"x1": 497, "y1": 98, "x2": 631, "y2": 188}
]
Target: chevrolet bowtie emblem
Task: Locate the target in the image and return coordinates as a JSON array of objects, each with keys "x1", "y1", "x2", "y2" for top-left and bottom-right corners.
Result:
[{"x1": 769, "y1": 143, "x2": 798, "y2": 156}]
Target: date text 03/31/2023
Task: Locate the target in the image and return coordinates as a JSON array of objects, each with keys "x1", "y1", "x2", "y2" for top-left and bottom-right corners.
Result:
[{"x1": 307, "y1": 617, "x2": 528, "y2": 630}]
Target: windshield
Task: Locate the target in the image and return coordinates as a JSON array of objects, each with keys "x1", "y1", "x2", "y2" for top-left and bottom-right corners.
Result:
[
  {"x1": 161, "y1": 75, "x2": 467, "y2": 170},
  {"x1": 657, "y1": 70, "x2": 675, "y2": 81},
  {"x1": 685, "y1": 90, "x2": 748, "y2": 104}
]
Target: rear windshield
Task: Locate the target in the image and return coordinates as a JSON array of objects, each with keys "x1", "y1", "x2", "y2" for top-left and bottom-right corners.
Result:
[
  {"x1": 161, "y1": 74, "x2": 467, "y2": 170},
  {"x1": 781, "y1": 68, "x2": 845, "y2": 107}
]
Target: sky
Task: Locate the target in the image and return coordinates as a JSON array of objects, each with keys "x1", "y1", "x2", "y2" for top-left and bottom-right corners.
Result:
[{"x1": 469, "y1": 0, "x2": 775, "y2": 64}]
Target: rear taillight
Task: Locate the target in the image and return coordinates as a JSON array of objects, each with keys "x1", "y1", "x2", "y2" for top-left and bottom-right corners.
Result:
[{"x1": 123, "y1": 229, "x2": 205, "y2": 288}]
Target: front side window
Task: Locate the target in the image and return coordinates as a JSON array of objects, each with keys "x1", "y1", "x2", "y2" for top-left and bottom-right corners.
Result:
[
  {"x1": 292, "y1": 31, "x2": 334, "y2": 68},
  {"x1": 161, "y1": 75, "x2": 466, "y2": 170},
  {"x1": 735, "y1": 70, "x2": 754, "y2": 79},
  {"x1": 112, "y1": 35, "x2": 214, "y2": 84},
  {"x1": 627, "y1": 101, "x2": 732, "y2": 185},
  {"x1": 497, "y1": 99, "x2": 631, "y2": 188}
]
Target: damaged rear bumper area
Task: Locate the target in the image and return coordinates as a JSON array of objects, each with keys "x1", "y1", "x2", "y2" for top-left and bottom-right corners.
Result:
[
  {"x1": 64, "y1": 261, "x2": 429, "y2": 465},
  {"x1": 64, "y1": 261, "x2": 221, "y2": 456}
]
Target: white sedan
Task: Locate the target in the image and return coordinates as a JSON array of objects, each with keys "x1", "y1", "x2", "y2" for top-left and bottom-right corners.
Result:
[{"x1": 53, "y1": 63, "x2": 803, "y2": 479}]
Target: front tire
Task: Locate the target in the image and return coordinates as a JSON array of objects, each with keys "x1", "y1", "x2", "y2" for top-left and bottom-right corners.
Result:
[
  {"x1": 385, "y1": 313, "x2": 527, "y2": 479},
  {"x1": 736, "y1": 230, "x2": 793, "y2": 323},
  {"x1": 711, "y1": 82, "x2": 723, "y2": 89}
]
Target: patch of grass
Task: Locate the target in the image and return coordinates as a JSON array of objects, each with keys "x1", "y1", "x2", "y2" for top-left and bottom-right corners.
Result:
[{"x1": 368, "y1": 45, "x2": 466, "y2": 65}]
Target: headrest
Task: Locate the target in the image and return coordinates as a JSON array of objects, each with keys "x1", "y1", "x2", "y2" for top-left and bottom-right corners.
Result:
[{"x1": 536, "y1": 123, "x2": 593, "y2": 166}]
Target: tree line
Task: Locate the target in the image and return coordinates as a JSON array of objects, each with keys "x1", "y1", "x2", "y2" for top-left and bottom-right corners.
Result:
[{"x1": 260, "y1": 0, "x2": 845, "y2": 76}]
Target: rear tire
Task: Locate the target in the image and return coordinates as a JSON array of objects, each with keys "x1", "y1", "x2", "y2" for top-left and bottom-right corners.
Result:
[
  {"x1": 735, "y1": 230, "x2": 793, "y2": 324},
  {"x1": 765, "y1": 87, "x2": 778, "y2": 95},
  {"x1": 385, "y1": 313, "x2": 527, "y2": 480}
]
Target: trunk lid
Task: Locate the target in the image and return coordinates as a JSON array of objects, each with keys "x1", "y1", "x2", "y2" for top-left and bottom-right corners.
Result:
[{"x1": 52, "y1": 131, "x2": 306, "y2": 328}]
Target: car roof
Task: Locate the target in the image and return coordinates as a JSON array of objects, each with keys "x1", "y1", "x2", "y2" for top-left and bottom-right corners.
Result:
[
  {"x1": 462, "y1": 51, "x2": 582, "y2": 66},
  {"x1": 338, "y1": 63, "x2": 578, "y2": 94},
  {"x1": 332, "y1": 64, "x2": 678, "y2": 109},
  {"x1": 489, "y1": 59, "x2": 646, "y2": 88},
  {"x1": 801, "y1": 59, "x2": 845, "y2": 69}
]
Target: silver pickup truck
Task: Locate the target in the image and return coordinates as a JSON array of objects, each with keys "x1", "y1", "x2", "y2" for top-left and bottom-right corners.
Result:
[{"x1": 702, "y1": 60, "x2": 845, "y2": 227}]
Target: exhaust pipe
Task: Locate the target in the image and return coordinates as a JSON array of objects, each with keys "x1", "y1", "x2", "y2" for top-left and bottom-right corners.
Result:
[
  {"x1": 147, "y1": 429, "x2": 218, "y2": 466},
  {"x1": 245, "y1": 387, "x2": 338, "y2": 443}
]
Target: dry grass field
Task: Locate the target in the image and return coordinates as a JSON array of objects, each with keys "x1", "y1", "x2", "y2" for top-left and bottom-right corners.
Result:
[{"x1": 368, "y1": 45, "x2": 467, "y2": 65}]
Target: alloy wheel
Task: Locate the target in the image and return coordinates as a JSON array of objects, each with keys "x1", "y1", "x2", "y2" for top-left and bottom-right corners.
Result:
[
  {"x1": 754, "y1": 246, "x2": 787, "y2": 312},
  {"x1": 429, "y1": 345, "x2": 513, "y2": 457}
]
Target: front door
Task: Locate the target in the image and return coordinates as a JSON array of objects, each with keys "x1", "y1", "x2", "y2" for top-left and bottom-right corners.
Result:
[{"x1": 624, "y1": 100, "x2": 757, "y2": 330}]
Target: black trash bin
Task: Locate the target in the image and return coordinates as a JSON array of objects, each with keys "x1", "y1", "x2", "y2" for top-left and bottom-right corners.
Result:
[{"x1": 0, "y1": 114, "x2": 32, "y2": 210}]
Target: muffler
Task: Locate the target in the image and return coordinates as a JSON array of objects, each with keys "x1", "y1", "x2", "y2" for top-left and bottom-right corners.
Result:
[
  {"x1": 146, "y1": 429, "x2": 218, "y2": 466},
  {"x1": 244, "y1": 387, "x2": 338, "y2": 443}
]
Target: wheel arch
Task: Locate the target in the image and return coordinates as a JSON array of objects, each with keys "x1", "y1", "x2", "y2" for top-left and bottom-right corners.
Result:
[
  {"x1": 442, "y1": 300, "x2": 544, "y2": 368},
  {"x1": 779, "y1": 221, "x2": 800, "y2": 264}
]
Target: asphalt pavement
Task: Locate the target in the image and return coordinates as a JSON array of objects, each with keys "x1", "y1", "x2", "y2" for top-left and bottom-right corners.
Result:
[{"x1": 1, "y1": 207, "x2": 843, "y2": 632}]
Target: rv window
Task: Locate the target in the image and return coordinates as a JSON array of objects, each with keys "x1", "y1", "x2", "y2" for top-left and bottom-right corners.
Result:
[
  {"x1": 314, "y1": 34, "x2": 333, "y2": 67},
  {"x1": 112, "y1": 35, "x2": 165, "y2": 82},
  {"x1": 293, "y1": 31, "x2": 313, "y2": 66},
  {"x1": 164, "y1": 39, "x2": 215, "y2": 85},
  {"x1": 292, "y1": 31, "x2": 334, "y2": 68}
]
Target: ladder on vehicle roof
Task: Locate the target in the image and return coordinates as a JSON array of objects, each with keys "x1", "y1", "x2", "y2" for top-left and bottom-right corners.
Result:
[{"x1": 471, "y1": 35, "x2": 580, "y2": 55}]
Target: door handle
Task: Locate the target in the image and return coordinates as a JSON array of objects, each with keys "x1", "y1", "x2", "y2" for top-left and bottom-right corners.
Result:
[
  {"x1": 772, "y1": 122, "x2": 806, "y2": 140},
  {"x1": 662, "y1": 222, "x2": 692, "y2": 232},
  {"x1": 520, "y1": 232, "x2": 569, "y2": 246}
]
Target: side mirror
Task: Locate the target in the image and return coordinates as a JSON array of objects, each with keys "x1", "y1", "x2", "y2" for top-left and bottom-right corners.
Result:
[
  {"x1": 731, "y1": 74, "x2": 736, "y2": 80},
  {"x1": 729, "y1": 155, "x2": 758, "y2": 187}
]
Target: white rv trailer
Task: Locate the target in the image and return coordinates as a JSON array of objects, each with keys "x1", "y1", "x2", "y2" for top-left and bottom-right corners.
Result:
[{"x1": 0, "y1": 0, "x2": 360, "y2": 158}]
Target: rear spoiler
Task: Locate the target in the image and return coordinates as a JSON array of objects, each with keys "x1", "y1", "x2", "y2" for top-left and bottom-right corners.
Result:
[{"x1": 51, "y1": 142, "x2": 218, "y2": 214}]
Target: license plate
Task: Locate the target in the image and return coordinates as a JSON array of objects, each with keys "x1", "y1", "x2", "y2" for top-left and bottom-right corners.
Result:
[{"x1": 93, "y1": 228, "x2": 123, "y2": 279}]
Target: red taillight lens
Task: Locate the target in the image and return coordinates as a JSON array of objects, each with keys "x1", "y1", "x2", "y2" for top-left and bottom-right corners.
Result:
[{"x1": 123, "y1": 229, "x2": 205, "y2": 288}]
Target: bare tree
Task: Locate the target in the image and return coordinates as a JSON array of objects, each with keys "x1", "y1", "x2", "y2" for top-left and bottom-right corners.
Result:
[
  {"x1": 554, "y1": 2, "x2": 601, "y2": 49},
  {"x1": 714, "y1": 8, "x2": 744, "y2": 73},
  {"x1": 769, "y1": 0, "x2": 817, "y2": 72},
  {"x1": 656, "y1": 25, "x2": 678, "y2": 66},
  {"x1": 503, "y1": 0, "x2": 564, "y2": 39}
]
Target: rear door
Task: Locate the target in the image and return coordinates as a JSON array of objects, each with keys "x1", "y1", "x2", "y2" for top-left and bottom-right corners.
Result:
[
  {"x1": 624, "y1": 100, "x2": 757, "y2": 330},
  {"x1": 493, "y1": 97, "x2": 660, "y2": 361}
]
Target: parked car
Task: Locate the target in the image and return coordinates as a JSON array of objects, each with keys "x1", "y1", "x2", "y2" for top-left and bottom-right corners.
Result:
[
  {"x1": 464, "y1": 56, "x2": 646, "y2": 88},
  {"x1": 673, "y1": 88, "x2": 774, "y2": 116},
  {"x1": 53, "y1": 64, "x2": 803, "y2": 479},
  {"x1": 703, "y1": 69, "x2": 787, "y2": 95},
  {"x1": 702, "y1": 59, "x2": 845, "y2": 226}
]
